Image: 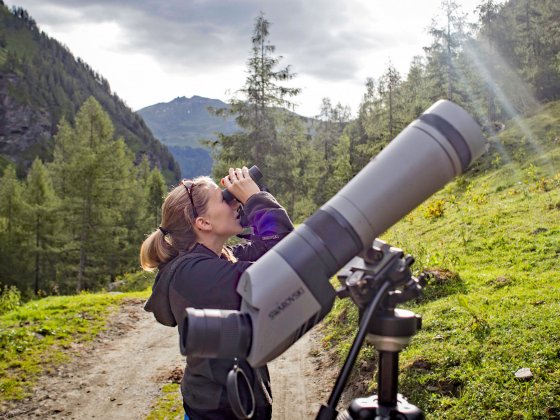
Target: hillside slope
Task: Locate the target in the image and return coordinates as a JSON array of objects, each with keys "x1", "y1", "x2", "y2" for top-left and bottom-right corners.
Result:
[
  {"x1": 322, "y1": 101, "x2": 560, "y2": 418},
  {"x1": 0, "y1": 3, "x2": 180, "y2": 182}
]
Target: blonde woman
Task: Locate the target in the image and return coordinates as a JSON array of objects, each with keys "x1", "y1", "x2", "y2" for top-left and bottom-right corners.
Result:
[{"x1": 141, "y1": 167, "x2": 293, "y2": 420}]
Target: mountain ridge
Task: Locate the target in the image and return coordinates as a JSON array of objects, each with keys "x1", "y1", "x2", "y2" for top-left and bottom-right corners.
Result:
[
  {"x1": 0, "y1": 3, "x2": 180, "y2": 182},
  {"x1": 138, "y1": 95, "x2": 239, "y2": 178},
  {"x1": 138, "y1": 95, "x2": 238, "y2": 147}
]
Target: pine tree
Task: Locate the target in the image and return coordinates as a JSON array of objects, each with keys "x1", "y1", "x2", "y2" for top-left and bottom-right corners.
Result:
[
  {"x1": 313, "y1": 98, "x2": 351, "y2": 205},
  {"x1": 327, "y1": 132, "x2": 353, "y2": 200},
  {"x1": 474, "y1": 0, "x2": 502, "y2": 122},
  {"x1": 0, "y1": 165, "x2": 28, "y2": 290},
  {"x1": 352, "y1": 78, "x2": 386, "y2": 171},
  {"x1": 424, "y1": 0, "x2": 469, "y2": 102},
  {"x1": 147, "y1": 168, "x2": 166, "y2": 228},
  {"x1": 378, "y1": 62, "x2": 404, "y2": 139},
  {"x1": 212, "y1": 12, "x2": 300, "y2": 177},
  {"x1": 24, "y1": 158, "x2": 58, "y2": 294},
  {"x1": 50, "y1": 97, "x2": 139, "y2": 292},
  {"x1": 137, "y1": 155, "x2": 151, "y2": 187},
  {"x1": 399, "y1": 56, "x2": 431, "y2": 122},
  {"x1": 265, "y1": 109, "x2": 313, "y2": 219}
]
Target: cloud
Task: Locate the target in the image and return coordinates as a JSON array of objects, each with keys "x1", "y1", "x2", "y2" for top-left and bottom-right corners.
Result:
[
  {"x1": 8, "y1": 0, "x2": 399, "y2": 83},
  {"x1": 6, "y1": 0, "x2": 489, "y2": 116}
]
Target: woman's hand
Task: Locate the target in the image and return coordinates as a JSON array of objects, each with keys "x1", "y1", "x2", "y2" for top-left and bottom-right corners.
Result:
[{"x1": 221, "y1": 166, "x2": 261, "y2": 205}]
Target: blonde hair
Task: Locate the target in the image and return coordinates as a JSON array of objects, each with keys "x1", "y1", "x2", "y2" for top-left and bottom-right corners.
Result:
[{"x1": 140, "y1": 176, "x2": 215, "y2": 271}]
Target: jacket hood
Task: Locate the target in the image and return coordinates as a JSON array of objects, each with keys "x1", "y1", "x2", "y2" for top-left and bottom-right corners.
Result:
[{"x1": 144, "y1": 264, "x2": 177, "y2": 327}]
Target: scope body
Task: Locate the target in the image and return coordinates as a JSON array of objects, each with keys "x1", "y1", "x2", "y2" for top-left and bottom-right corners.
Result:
[{"x1": 182, "y1": 100, "x2": 486, "y2": 367}]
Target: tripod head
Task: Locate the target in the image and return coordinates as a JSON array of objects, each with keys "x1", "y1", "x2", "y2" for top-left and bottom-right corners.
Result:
[
  {"x1": 317, "y1": 239, "x2": 426, "y2": 420},
  {"x1": 337, "y1": 239, "x2": 425, "y2": 314}
]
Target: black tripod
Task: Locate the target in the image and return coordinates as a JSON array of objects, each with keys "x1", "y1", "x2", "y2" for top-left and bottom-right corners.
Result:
[{"x1": 317, "y1": 239, "x2": 426, "y2": 420}]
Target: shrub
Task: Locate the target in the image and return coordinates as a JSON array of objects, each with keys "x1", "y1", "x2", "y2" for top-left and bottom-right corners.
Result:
[
  {"x1": 0, "y1": 284, "x2": 21, "y2": 315},
  {"x1": 424, "y1": 199, "x2": 445, "y2": 219},
  {"x1": 108, "y1": 271, "x2": 156, "y2": 292}
]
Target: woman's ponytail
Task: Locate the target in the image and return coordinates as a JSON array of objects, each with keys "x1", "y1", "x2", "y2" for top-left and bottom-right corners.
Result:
[{"x1": 140, "y1": 228, "x2": 177, "y2": 271}]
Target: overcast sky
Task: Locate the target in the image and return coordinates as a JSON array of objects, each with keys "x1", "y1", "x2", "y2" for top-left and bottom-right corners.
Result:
[{"x1": 6, "y1": 0, "x2": 490, "y2": 117}]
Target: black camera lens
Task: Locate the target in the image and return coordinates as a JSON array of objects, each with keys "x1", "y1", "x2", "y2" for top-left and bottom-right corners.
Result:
[{"x1": 181, "y1": 308, "x2": 252, "y2": 359}]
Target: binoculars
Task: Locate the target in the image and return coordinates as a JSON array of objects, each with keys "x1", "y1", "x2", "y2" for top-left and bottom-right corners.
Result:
[{"x1": 222, "y1": 165, "x2": 264, "y2": 203}]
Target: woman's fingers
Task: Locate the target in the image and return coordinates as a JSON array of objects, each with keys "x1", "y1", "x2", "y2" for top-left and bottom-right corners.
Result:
[
  {"x1": 226, "y1": 167, "x2": 249, "y2": 182},
  {"x1": 222, "y1": 167, "x2": 259, "y2": 204}
]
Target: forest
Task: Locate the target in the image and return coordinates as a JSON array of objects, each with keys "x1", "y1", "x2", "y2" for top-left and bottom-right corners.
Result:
[{"x1": 0, "y1": 0, "x2": 558, "y2": 298}]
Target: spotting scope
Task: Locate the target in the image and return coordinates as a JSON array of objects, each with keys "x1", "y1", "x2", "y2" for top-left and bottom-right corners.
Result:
[{"x1": 181, "y1": 100, "x2": 486, "y2": 367}]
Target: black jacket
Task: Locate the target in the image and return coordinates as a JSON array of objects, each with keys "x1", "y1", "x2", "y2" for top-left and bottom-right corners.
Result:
[{"x1": 144, "y1": 192, "x2": 294, "y2": 410}]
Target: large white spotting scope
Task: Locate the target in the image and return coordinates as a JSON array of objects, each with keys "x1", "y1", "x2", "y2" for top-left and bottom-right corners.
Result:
[{"x1": 182, "y1": 100, "x2": 486, "y2": 367}]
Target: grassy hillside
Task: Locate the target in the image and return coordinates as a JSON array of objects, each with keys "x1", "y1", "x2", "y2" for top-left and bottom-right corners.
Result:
[{"x1": 321, "y1": 101, "x2": 560, "y2": 418}]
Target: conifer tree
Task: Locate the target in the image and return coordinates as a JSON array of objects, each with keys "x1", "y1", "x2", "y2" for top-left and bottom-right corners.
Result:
[
  {"x1": 378, "y1": 63, "x2": 404, "y2": 139},
  {"x1": 474, "y1": 0, "x2": 502, "y2": 122},
  {"x1": 266, "y1": 109, "x2": 312, "y2": 219},
  {"x1": 313, "y1": 98, "x2": 351, "y2": 205},
  {"x1": 24, "y1": 158, "x2": 58, "y2": 294},
  {"x1": 0, "y1": 165, "x2": 28, "y2": 289},
  {"x1": 212, "y1": 12, "x2": 300, "y2": 177},
  {"x1": 424, "y1": 0, "x2": 469, "y2": 102},
  {"x1": 399, "y1": 56, "x2": 431, "y2": 122},
  {"x1": 326, "y1": 131, "x2": 353, "y2": 201},
  {"x1": 351, "y1": 78, "x2": 385, "y2": 171},
  {"x1": 50, "y1": 97, "x2": 139, "y2": 291},
  {"x1": 137, "y1": 155, "x2": 152, "y2": 187},
  {"x1": 147, "y1": 168, "x2": 166, "y2": 228}
]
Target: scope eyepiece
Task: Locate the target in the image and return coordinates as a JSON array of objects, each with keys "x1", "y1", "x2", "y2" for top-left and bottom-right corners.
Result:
[{"x1": 180, "y1": 308, "x2": 252, "y2": 359}]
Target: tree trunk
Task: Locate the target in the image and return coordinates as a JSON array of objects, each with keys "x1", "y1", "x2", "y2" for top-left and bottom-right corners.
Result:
[
  {"x1": 35, "y1": 214, "x2": 40, "y2": 295},
  {"x1": 447, "y1": 12, "x2": 453, "y2": 101},
  {"x1": 77, "y1": 192, "x2": 91, "y2": 292}
]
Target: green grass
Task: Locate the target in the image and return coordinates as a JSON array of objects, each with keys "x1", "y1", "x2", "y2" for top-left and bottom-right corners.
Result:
[
  {"x1": 321, "y1": 101, "x2": 560, "y2": 418},
  {"x1": 145, "y1": 383, "x2": 184, "y2": 420},
  {"x1": 0, "y1": 290, "x2": 148, "y2": 404}
]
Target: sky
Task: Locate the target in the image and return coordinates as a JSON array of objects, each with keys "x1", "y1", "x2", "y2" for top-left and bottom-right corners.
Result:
[{"x1": 5, "y1": 0, "x2": 491, "y2": 118}]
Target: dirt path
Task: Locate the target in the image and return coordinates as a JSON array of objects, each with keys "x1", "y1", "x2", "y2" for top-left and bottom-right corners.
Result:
[
  {"x1": 269, "y1": 328, "x2": 339, "y2": 419},
  {"x1": 3, "y1": 298, "x2": 347, "y2": 420},
  {"x1": 3, "y1": 298, "x2": 185, "y2": 419}
]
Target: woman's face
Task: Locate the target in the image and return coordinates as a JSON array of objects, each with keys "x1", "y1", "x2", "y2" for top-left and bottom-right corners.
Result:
[{"x1": 201, "y1": 183, "x2": 243, "y2": 238}]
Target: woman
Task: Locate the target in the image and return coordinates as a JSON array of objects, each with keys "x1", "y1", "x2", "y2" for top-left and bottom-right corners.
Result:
[{"x1": 140, "y1": 167, "x2": 294, "y2": 419}]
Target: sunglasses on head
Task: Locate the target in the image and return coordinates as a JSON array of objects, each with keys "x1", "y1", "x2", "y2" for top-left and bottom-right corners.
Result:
[{"x1": 182, "y1": 180, "x2": 198, "y2": 219}]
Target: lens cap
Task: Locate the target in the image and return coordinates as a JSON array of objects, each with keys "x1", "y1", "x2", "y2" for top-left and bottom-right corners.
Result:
[{"x1": 227, "y1": 362, "x2": 255, "y2": 419}]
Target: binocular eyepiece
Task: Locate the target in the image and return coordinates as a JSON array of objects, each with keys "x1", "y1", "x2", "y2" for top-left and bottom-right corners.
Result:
[{"x1": 222, "y1": 165, "x2": 264, "y2": 203}]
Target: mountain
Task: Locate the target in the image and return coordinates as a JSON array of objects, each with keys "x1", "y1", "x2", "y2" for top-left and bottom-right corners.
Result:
[
  {"x1": 138, "y1": 96, "x2": 238, "y2": 147},
  {"x1": 138, "y1": 96, "x2": 239, "y2": 178},
  {"x1": 0, "y1": 3, "x2": 180, "y2": 183}
]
